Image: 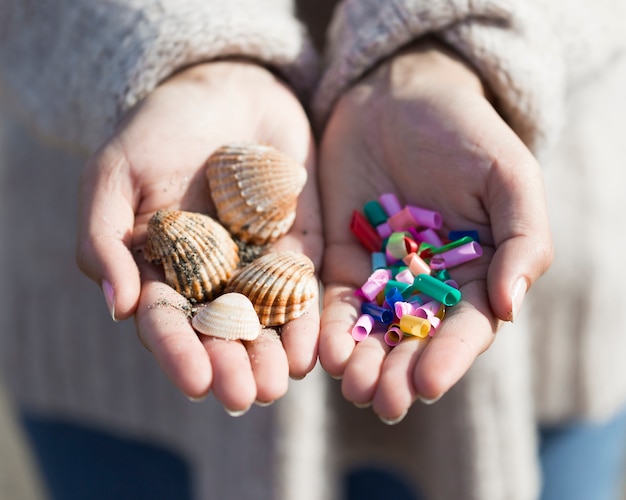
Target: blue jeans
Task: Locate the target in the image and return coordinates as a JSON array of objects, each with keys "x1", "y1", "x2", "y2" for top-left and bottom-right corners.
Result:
[
  {"x1": 539, "y1": 405, "x2": 626, "y2": 500},
  {"x1": 22, "y1": 406, "x2": 626, "y2": 500},
  {"x1": 21, "y1": 415, "x2": 192, "y2": 500}
]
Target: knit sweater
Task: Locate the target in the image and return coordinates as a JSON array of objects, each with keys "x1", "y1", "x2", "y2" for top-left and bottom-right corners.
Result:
[{"x1": 1, "y1": 1, "x2": 626, "y2": 499}]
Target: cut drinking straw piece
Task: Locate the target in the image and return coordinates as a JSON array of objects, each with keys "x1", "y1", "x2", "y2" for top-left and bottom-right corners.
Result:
[
  {"x1": 379, "y1": 193, "x2": 402, "y2": 216},
  {"x1": 413, "y1": 274, "x2": 462, "y2": 307},
  {"x1": 361, "y1": 303, "x2": 394, "y2": 324},
  {"x1": 352, "y1": 314, "x2": 375, "y2": 341},
  {"x1": 429, "y1": 241, "x2": 483, "y2": 270},
  {"x1": 384, "y1": 325, "x2": 404, "y2": 346},
  {"x1": 399, "y1": 315, "x2": 431, "y2": 338}
]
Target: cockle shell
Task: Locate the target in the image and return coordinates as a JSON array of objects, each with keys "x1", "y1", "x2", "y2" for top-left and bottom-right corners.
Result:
[
  {"x1": 191, "y1": 293, "x2": 261, "y2": 341},
  {"x1": 225, "y1": 251, "x2": 317, "y2": 326},
  {"x1": 144, "y1": 209, "x2": 240, "y2": 302},
  {"x1": 206, "y1": 142, "x2": 307, "y2": 245}
]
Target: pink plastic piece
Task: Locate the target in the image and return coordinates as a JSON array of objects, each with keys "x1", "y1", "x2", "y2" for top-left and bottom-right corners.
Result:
[
  {"x1": 376, "y1": 222, "x2": 392, "y2": 238},
  {"x1": 394, "y1": 268, "x2": 414, "y2": 285},
  {"x1": 428, "y1": 316, "x2": 442, "y2": 337},
  {"x1": 407, "y1": 205, "x2": 443, "y2": 229},
  {"x1": 416, "y1": 299, "x2": 442, "y2": 318},
  {"x1": 352, "y1": 314, "x2": 375, "y2": 341},
  {"x1": 387, "y1": 206, "x2": 418, "y2": 231},
  {"x1": 416, "y1": 228, "x2": 444, "y2": 247},
  {"x1": 429, "y1": 241, "x2": 483, "y2": 270},
  {"x1": 403, "y1": 253, "x2": 431, "y2": 276},
  {"x1": 384, "y1": 325, "x2": 403, "y2": 346},
  {"x1": 360, "y1": 269, "x2": 392, "y2": 301},
  {"x1": 394, "y1": 301, "x2": 417, "y2": 318},
  {"x1": 379, "y1": 193, "x2": 402, "y2": 216}
]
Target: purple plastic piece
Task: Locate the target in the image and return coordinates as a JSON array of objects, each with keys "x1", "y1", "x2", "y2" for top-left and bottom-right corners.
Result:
[
  {"x1": 379, "y1": 193, "x2": 402, "y2": 216},
  {"x1": 376, "y1": 222, "x2": 392, "y2": 238},
  {"x1": 416, "y1": 228, "x2": 444, "y2": 247},
  {"x1": 429, "y1": 241, "x2": 483, "y2": 270},
  {"x1": 407, "y1": 205, "x2": 443, "y2": 229}
]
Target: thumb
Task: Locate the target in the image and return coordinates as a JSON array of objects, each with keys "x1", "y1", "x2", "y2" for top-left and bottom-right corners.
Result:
[
  {"x1": 486, "y1": 146, "x2": 554, "y2": 322},
  {"x1": 76, "y1": 145, "x2": 141, "y2": 320}
]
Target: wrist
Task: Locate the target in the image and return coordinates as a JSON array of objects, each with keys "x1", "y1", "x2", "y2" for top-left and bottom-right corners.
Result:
[
  {"x1": 165, "y1": 58, "x2": 281, "y2": 89},
  {"x1": 371, "y1": 37, "x2": 487, "y2": 98}
]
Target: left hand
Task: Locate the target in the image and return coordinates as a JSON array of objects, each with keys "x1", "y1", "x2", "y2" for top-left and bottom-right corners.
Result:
[{"x1": 317, "y1": 39, "x2": 553, "y2": 423}]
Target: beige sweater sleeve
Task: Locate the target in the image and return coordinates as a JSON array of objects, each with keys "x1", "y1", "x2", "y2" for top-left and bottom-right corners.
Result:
[
  {"x1": 0, "y1": 0, "x2": 317, "y2": 152},
  {"x1": 313, "y1": 0, "x2": 626, "y2": 157}
]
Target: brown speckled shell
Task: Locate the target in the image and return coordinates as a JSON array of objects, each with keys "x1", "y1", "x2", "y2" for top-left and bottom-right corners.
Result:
[
  {"x1": 191, "y1": 293, "x2": 261, "y2": 341},
  {"x1": 144, "y1": 209, "x2": 240, "y2": 302},
  {"x1": 225, "y1": 251, "x2": 317, "y2": 326},
  {"x1": 206, "y1": 142, "x2": 307, "y2": 245}
]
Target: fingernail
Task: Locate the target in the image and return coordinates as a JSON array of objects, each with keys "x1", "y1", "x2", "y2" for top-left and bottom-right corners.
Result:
[
  {"x1": 379, "y1": 410, "x2": 408, "y2": 425},
  {"x1": 187, "y1": 394, "x2": 207, "y2": 403},
  {"x1": 102, "y1": 279, "x2": 117, "y2": 321},
  {"x1": 511, "y1": 278, "x2": 528, "y2": 322},
  {"x1": 418, "y1": 394, "x2": 443, "y2": 405},
  {"x1": 353, "y1": 401, "x2": 372, "y2": 409},
  {"x1": 255, "y1": 400, "x2": 274, "y2": 407},
  {"x1": 224, "y1": 406, "x2": 251, "y2": 417}
]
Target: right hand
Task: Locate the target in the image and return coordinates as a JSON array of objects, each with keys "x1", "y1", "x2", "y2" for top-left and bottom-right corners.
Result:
[{"x1": 76, "y1": 61, "x2": 323, "y2": 413}]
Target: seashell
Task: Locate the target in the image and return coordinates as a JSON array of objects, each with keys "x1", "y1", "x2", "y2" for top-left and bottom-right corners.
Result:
[
  {"x1": 225, "y1": 251, "x2": 317, "y2": 326},
  {"x1": 206, "y1": 142, "x2": 307, "y2": 245},
  {"x1": 144, "y1": 209, "x2": 240, "y2": 302},
  {"x1": 191, "y1": 293, "x2": 261, "y2": 341}
]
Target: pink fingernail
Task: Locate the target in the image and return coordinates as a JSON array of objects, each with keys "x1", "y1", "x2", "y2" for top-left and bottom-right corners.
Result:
[
  {"x1": 379, "y1": 410, "x2": 408, "y2": 425},
  {"x1": 224, "y1": 406, "x2": 251, "y2": 417},
  {"x1": 102, "y1": 279, "x2": 117, "y2": 322},
  {"x1": 511, "y1": 278, "x2": 528, "y2": 322},
  {"x1": 419, "y1": 394, "x2": 444, "y2": 405}
]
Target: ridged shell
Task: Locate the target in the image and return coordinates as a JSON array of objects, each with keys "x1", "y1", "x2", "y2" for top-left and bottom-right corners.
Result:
[
  {"x1": 225, "y1": 251, "x2": 317, "y2": 326},
  {"x1": 206, "y1": 142, "x2": 307, "y2": 245},
  {"x1": 144, "y1": 209, "x2": 240, "y2": 302},
  {"x1": 191, "y1": 293, "x2": 261, "y2": 341}
]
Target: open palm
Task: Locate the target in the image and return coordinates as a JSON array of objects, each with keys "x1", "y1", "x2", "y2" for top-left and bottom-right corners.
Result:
[
  {"x1": 76, "y1": 61, "x2": 322, "y2": 413},
  {"x1": 318, "y1": 42, "x2": 552, "y2": 422}
]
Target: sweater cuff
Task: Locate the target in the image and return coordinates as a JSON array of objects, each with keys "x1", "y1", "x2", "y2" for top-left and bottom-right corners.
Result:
[
  {"x1": 313, "y1": 0, "x2": 566, "y2": 157},
  {"x1": 0, "y1": 1, "x2": 318, "y2": 152}
]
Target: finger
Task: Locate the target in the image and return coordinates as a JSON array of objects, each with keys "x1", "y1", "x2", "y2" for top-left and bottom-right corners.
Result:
[
  {"x1": 135, "y1": 275, "x2": 213, "y2": 399},
  {"x1": 201, "y1": 336, "x2": 257, "y2": 413},
  {"x1": 76, "y1": 145, "x2": 140, "y2": 320},
  {"x1": 412, "y1": 280, "x2": 498, "y2": 400},
  {"x1": 341, "y1": 332, "x2": 389, "y2": 407},
  {"x1": 319, "y1": 284, "x2": 361, "y2": 378},
  {"x1": 280, "y1": 296, "x2": 321, "y2": 379},
  {"x1": 373, "y1": 336, "x2": 430, "y2": 422},
  {"x1": 246, "y1": 328, "x2": 289, "y2": 404},
  {"x1": 485, "y1": 140, "x2": 554, "y2": 322}
]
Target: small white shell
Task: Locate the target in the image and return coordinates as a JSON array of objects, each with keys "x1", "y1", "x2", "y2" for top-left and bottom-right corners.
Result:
[
  {"x1": 191, "y1": 293, "x2": 261, "y2": 341},
  {"x1": 206, "y1": 142, "x2": 307, "y2": 245}
]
